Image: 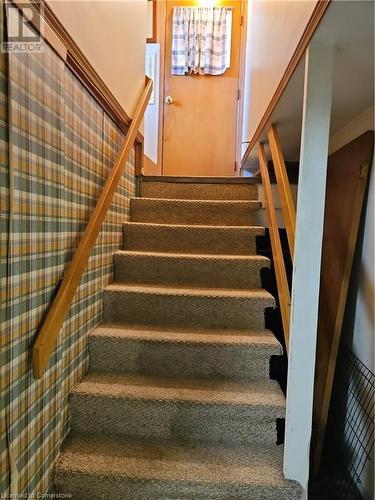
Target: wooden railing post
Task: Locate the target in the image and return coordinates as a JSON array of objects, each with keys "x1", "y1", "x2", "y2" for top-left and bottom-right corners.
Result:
[
  {"x1": 258, "y1": 143, "x2": 291, "y2": 351},
  {"x1": 32, "y1": 78, "x2": 153, "y2": 379},
  {"x1": 268, "y1": 124, "x2": 296, "y2": 258}
]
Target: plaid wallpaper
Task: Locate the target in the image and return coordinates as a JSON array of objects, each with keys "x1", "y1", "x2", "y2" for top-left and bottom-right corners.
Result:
[{"x1": 0, "y1": 10, "x2": 136, "y2": 497}]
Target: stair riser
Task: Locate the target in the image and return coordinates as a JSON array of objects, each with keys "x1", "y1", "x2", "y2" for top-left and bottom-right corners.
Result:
[
  {"x1": 130, "y1": 199, "x2": 260, "y2": 226},
  {"x1": 103, "y1": 291, "x2": 274, "y2": 329},
  {"x1": 89, "y1": 337, "x2": 273, "y2": 380},
  {"x1": 141, "y1": 181, "x2": 258, "y2": 200},
  {"x1": 114, "y1": 253, "x2": 268, "y2": 288},
  {"x1": 70, "y1": 395, "x2": 282, "y2": 446},
  {"x1": 55, "y1": 475, "x2": 299, "y2": 500},
  {"x1": 123, "y1": 224, "x2": 264, "y2": 255}
]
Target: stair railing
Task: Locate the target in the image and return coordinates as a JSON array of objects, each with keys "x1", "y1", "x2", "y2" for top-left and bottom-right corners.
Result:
[
  {"x1": 32, "y1": 77, "x2": 153, "y2": 379},
  {"x1": 257, "y1": 125, "x2": 296, "y2": 352},
  {"x1": 267, "y1": 125, "x2": 296, "y2": 259}
]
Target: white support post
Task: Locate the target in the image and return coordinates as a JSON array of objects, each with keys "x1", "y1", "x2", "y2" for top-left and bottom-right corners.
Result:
[{"x1": 284, "y1": 43, "x2": 333, "y2": 494}]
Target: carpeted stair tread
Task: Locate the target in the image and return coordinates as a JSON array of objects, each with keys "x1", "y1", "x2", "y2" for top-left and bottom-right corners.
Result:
[
  {"x1": 113, "y1": 250, "x2": 270, "y2": 288},
  {"x1": 114, "y1": 249, "x2": 270, "y2": 259},
  {"x1": 71, "y1": 372, "x2": 285, "y2": 409},
  {"x1": 103, "y1": 283, "x2": 274, "y2": 329},
  {"x1": 142, "y1": 175, "x2": 258, "y2": 182},
  {"x1": 70, "y1": 373, "x2": 284, "y2": 445},
  {"x1": 141, "y1": 178, "x2": 259, "y2": 200},
  {"x1": 131, "y1": 197, "x2": 261, "y2": 205},
  {"x1": 104, "y1": 282, "x2": 273, "y2": 297},
  {"x1": 89, "y1": 325, "x2": 281, "y2": 380},
  {"x1": 55, "y1": 436, "x2": 301, "y2": 499},
  {"x1": 122, "y1": 222, "x2": 264, "y2": 255},
  {"x1": 91, "y1": 324, "x2": 281, "y2": 349},
  {"x1": 130, "y1": 198, "x2": 261, "y2": 226}
]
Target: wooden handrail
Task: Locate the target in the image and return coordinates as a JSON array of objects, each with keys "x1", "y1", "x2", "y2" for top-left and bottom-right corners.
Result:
[
  {"x1": 268, "y1": 125, "x2": 296, "y2": 259},
  {"x1": 258, "y1": 143, "x2": 291, "y2": 351},
  {"x1": 32, "y1": 77, "x2": 153, "y2": 379}
]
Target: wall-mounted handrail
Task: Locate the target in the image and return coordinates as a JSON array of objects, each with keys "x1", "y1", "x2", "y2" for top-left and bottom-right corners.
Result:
[
  {"x1": 258, "y1": 143, "x2": 291, "y2": 351},
  {"x1": 268, "y1": 125, "x2": 296, "y2": 259},
  {"x1": 32, "y1": 77, "x2": 153, "y2": 379}
]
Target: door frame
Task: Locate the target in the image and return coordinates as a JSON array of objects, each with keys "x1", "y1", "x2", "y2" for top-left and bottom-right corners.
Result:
[{"x1": 154, "y1": 0, "x2": 247, "y2": 176}]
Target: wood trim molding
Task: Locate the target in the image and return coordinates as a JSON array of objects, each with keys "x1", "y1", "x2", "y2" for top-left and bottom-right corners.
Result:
[
  {"x1": 235, "y1": 0, "x2": 248, "y2": 175},
  {"x1": 241, "y1": 0, "x2": 331, "y2": 168},
  {"x1": 134, "y1": 141, "x2": 145, "y2": 176},
  {"x1": 156, "y1": 0, "x2": 167, "y2": 172},
  {"x1": 144, "y1": 154, "x2": 160, "y2": 175},
  {"x1": 146, "y1": 0, "x2": 157, "y2": 43},
  {"x1": 21, "y1": 0, "x2": 143, "y2": 143}
]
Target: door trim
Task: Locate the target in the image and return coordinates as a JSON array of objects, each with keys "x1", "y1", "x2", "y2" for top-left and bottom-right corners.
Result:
[
  {"x1": 235, "y1": 0, "x2": 248, "y2": 175},
  {"x1": 156, "y1": 0, "x2": 168, "y2": 174},
  {"x1": 157, "y1": 0, "x2": 246, "y2": 176}
]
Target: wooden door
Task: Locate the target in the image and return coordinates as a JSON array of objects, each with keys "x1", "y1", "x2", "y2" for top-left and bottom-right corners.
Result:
[{"x1": 162, "y1": 0, "x2": 243, "y2": 176}]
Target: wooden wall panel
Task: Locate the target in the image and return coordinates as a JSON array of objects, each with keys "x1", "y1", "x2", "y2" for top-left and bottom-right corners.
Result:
[{"x1": 312, "y1": 130, "x2": 374, "y2": 471}]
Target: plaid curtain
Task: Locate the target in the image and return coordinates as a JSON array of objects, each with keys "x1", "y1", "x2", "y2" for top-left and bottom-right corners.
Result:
[{"x1": 171, "y1": 7, "x2": 227, "y2": 76}]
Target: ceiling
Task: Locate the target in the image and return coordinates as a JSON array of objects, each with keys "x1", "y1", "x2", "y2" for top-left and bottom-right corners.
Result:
[{"x1": 243, "y1": 0, "x2": 374, "y2": 172}]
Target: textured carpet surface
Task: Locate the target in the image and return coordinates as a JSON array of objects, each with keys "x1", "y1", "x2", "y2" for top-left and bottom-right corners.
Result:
[
  {"x1": 69, "y1": 372, "x2": 285, "y2": 445},
  {"x1": 122, "y1": 222, "x2": 264, "y2": 255},
  {"x1": 71, "y1": 371, "x2": 285, "y2": 407},
  {"x1": 89, "y1": 324, "x2": 281, "y2": 380},
  {"x1": 130, "y1": 198, "x2": 261, "y2": 226},
  {"x1": 141, "y1": 179, "x2": 258, "y2": 200},
  {"x1": 113, "y1": 251, "x2": 270, "y2": 288},
  {"x1": 55, "y1": 436, "x2": 301, "y2": 499},
  {"x1": 103, "y1": 283, "x2": 274, "y2": 329},
  {"x1": 55, "y1": 178, "x2": 301, "y2": 499}
]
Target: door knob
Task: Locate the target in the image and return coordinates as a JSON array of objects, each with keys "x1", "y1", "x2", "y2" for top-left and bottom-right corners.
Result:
[{"x1": 165, "y1": 95, "x2": 174, "y2": 105}]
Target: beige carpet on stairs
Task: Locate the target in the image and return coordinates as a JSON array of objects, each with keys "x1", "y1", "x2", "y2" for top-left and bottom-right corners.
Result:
[{"x1": 54, "y1": 177, "x2": 301, "y2": 499}]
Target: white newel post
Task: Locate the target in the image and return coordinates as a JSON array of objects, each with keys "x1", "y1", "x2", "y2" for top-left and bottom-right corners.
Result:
[{"x1": 284, "y1": 43, "x2": 333, "y2": 495}]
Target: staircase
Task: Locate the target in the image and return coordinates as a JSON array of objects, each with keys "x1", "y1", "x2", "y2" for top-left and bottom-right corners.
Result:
[{"x1": 54, "y1": 177, "x2": 301, "y2": 499}]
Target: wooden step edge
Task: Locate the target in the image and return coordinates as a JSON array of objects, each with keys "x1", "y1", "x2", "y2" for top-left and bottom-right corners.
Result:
[{"x1": 141, "y1": 175, "x2": 260, "y2": 184}]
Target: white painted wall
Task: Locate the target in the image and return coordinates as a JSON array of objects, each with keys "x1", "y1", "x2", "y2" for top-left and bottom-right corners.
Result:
[
  {"x1": 242, "y1": 0, "x2": 317, "y2": 155},
  {"x1": 48, "y1": 0, "x2": 147, "y2": 117},
  {"x1": 255, "y1": 183, "x2": 298, "y2": 228}
]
